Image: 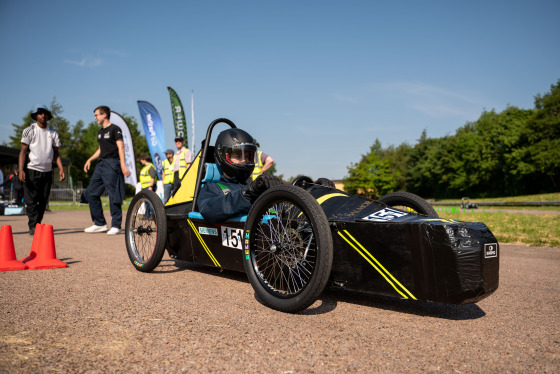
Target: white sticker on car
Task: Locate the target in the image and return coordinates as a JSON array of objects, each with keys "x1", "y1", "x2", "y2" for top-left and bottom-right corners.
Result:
[
  {"x1": 221, "y1": 226, "x2": 243, "y2": 249},
  {"x1": 484, "y1": 243, "x2": 498, "y2": 258},
  {"x1": 361, "y1": 207, "x2": 408, "y2": 222},
  {"x1": 199, "y1": 227, "x2": 218, "y2": 236}
]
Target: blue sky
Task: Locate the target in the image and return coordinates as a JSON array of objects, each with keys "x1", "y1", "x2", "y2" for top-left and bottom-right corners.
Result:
[{"x1": 1, "y1": 0, "x2": 558, "y2": 180}]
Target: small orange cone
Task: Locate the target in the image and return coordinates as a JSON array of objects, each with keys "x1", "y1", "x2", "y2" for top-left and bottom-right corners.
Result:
[
  {"x1": 21, "y1": 224, "x2": 67, "y2": 270},
  {"x1": 0, "y1": 225, "x2": 27, "y2": 271},
  {"x1": 20, "y1": 223, "x2": 44, "y2": 264}
]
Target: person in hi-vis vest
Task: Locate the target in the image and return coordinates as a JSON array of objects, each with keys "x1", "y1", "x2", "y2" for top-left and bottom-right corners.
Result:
[
  {"x1": 139, "y1": 154, "x2": 157, "y2": 192},
  {"x1": 250, "y1": 140, "x2": 275, "y2": 181},
  {"x1": 162, "y1": 149, "x2": 175, "y2": 203},
  {"x1": 172, "y1": 136, "x2": 194, "y2": 191}
]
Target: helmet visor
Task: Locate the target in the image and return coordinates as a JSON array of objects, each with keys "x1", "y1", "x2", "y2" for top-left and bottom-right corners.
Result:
[{"x1": 225, "y1": 143, "x2": 256, "y2": 166}]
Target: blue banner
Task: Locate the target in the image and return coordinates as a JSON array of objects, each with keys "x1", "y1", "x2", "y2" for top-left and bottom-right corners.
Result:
[{"x1": 137, "y1": 101, "x2": 166, "y2": 179}]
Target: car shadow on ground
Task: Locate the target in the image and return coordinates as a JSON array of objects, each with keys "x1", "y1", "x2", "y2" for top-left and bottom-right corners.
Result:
[
  {"x1": 310, "y1": 288, "x2": 486, "y2": 320},
  {"x1": 151, "y1": 259, "x2": 486, "y2": 320}
]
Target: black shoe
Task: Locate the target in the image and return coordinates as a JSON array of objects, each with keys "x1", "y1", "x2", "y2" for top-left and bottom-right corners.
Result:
[{"x1": 29, "y1": 228, "x2": 35, "y2": 236}]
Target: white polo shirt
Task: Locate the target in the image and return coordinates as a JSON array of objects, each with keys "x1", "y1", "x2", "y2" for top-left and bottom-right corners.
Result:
[{"x1": 21, "y1": 123, "x2": 61, "y2": 172}]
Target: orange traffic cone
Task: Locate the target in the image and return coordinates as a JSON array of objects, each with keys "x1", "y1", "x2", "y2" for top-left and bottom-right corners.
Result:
[
  {"x1": 0, "y1": 225, "x2": 27, "y2": 271},
  {"x1": 21, "y1": 224, "x2": 67, "y2": 270},
  {"x1": 20, "y1": 223, "x2": 44, "y2": 264}
]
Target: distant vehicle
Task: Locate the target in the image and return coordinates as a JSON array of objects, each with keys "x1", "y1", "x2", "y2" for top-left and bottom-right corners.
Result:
[{"x1": 125, "y1": 119, "x2": 499, "y2": 313}]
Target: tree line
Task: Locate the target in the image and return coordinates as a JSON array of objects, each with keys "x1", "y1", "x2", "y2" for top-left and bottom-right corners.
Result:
[
  {"x1": 343, "y1": 79, "x2": 560, "y2": 199},
  {"x1": 7, "y1": 99, "x2": 149, "y2": 193}
]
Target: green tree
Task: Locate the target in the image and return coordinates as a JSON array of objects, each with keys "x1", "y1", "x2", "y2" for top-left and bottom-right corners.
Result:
[
  {"x1": 8, "y1": 110, "x2": 33, "y2": 148},
  {"x1": 343, "y1": 139, "x2": 398, "y2": 198},
  {"x1": 522, "y1": 79, "x2": 560, "y2": 192}
]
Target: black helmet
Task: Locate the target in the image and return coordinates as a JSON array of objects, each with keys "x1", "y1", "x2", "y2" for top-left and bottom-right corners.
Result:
[{"x1": 214, "y1": 128, "x2": 257, "y2": 182}]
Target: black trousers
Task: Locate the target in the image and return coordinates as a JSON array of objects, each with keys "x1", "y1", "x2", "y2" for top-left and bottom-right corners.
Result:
[{"x1": 23, "y1": 169, "x2": 53, "y2": 231}]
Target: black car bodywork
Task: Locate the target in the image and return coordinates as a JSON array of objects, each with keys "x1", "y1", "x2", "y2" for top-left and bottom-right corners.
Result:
[{"x1": 125, "y1": 118, "x2": 499, "y2": 312}]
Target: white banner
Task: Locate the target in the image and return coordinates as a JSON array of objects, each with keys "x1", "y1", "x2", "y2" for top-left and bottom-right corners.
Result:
[{"x1": 111, "y1": 111, "x2": 137, "y2": 187}]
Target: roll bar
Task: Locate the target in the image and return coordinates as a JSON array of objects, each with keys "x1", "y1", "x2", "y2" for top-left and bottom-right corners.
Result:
[{"x1": 190, "y1": 118, "x2": 237, "y2": 212}]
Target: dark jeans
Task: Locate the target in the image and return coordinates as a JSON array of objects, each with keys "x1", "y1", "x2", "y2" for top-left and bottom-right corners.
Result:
[
  {"x1": 23, "y1": 169, "x2": 53, "y2": 231},
  {"x1": 86, "y1": 158, "x2": 125, "y2": 229},
  {"x1": 163, "y1": 183, "x2": 172, "y2": 204}
]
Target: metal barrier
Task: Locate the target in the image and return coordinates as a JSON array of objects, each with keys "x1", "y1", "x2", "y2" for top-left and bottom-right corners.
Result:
[{"x1": 49, "y1": 188, "x2": 108, "y2": 205}]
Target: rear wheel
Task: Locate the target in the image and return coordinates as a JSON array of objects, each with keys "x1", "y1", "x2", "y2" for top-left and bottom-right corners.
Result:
[
  {"x1": 377, "y1": 191, "x2": 438, "y2": 217},
  {"x1": 244, "y1": 185, "x2": 333, "y2": 313},
  {"x1": 125, "y1": 190, "x2": 167, "y2": 272}
]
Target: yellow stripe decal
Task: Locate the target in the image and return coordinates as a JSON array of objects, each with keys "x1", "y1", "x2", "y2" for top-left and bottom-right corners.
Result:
[
  {"x1": 419, "y1": 218, "x2": 461, "y2": 224},
  {"x1": 298, "y1": 192, "x2": 349, "y2": 218},
  {"x1": 187, "y1": 219, "x2": 221, "y2": 268},
  {"x1": 337, "y1": 230, "x2": 417, "y2": 300},
  {"x1": 316, "y1": 193, "x2": 348, "y2": 205}
]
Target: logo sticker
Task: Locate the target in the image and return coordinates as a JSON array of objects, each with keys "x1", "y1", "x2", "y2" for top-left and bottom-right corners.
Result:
[
  {"x1": 221, "y1": 226, "x2": 243, "y2": 249},
  {"x1": 199, "y1": 227, "x2": 218, "y2": 236},
  {"x1": 484, "y1": 243, "x2": 498, "y2": 258},
  {"x1": 361, "y1": 208, "x2": 408, "y2": 222}
]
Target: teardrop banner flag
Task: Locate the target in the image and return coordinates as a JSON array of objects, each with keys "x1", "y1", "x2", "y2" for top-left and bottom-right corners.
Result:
[
  {"x1": 167, "y1": 87, "x2": 188, "y2": 149},
  {"x1": 137, "y1": 101, "x2": 166, "y2": 179},
  {"x1": 110, "y1": 111, "x2": 137, "y2": 187}
]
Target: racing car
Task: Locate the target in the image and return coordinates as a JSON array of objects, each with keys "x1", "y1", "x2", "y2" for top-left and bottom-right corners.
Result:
[{"x1": 125, "y1": 118, "x2": 499, "y2": 313}]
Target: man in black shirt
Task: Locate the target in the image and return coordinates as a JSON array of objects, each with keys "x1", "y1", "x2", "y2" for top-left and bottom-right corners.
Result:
[{"x1": 83, "y1": 105, "x2": 131, "y2": 235}]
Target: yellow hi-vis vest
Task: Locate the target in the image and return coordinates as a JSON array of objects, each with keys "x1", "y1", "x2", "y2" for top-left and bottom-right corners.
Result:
[
  {"x1": 251, "y1": 151, "x2": 264, "y2": 181},
  {"x1": 177, "y1": 148, "x2": 190, "y2": 179},
  {"x1": 139, "y1": 163, "x2": 156, "y2": 189},
  {"x1": 162, "y1": 158, "x2": 174, "y2": 184}
]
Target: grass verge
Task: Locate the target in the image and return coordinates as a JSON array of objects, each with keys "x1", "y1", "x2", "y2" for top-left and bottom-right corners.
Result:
[{"x1": 437, "y1": 208, "x2": 560, "y2": 247}]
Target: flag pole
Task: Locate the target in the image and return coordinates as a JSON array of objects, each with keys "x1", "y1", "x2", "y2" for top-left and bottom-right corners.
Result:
[{"x1": 191, "y1": 90, "x2": 195, "y2": 154}]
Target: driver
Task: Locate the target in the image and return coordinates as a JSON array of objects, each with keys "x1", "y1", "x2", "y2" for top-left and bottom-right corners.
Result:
[{"x1": 198, "y1": 128, "x2": 282, "y2": 223}]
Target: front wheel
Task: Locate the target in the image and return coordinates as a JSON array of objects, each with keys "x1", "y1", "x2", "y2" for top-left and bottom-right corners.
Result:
[
  {"x1": 125, "y1": 190, "x2": 167, "y2": 272},
  {"x1": 377, "y1": 191, "x2": 439, "y2": 217},
  {"x1": 244, "y1": 185, "x2": 333, "y2": 313}
]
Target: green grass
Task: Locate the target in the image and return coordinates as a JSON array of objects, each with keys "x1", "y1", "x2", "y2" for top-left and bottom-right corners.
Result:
[
  {"x1": 434, "y1": 192, "x2": 560, "y2": 203},
  {"x1": 48, "y1": 197, "x2": 133, "y2": 211},
  {"x1": 437, "y1": 208, "x2": 560, "y2": 247}
]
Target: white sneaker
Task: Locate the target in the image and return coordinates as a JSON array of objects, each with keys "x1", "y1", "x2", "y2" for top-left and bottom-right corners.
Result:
[
  {"x1": 107, "y1": 227, "x2": 122, "y2": 235},
  {"x1": 84, "y1": 224, "x2": 108, "y2": 233}
]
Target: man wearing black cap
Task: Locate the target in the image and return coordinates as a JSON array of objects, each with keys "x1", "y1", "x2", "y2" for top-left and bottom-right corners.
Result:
[
  {"x1": 19, "y1": 105, "x2": 65, "y2": 236},
  {"x1": 172, "y1": 136, "x2": 194, "y2": 189}
]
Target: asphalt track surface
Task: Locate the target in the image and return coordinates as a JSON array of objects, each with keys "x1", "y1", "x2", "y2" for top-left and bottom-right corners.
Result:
[{"x1": 1, "y1": 210, "x2": 559, "y2": 373}]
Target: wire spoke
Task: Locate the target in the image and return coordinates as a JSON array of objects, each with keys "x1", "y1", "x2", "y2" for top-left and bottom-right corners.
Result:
[{"x1": 251, "y1": 199, "x2": 318, "y2": 296}]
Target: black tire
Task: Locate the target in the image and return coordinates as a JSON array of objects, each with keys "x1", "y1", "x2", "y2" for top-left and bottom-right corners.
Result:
[
  {"x1": 315, "y1": 178, "x2": 335, "y2": 188},
  {"x1": 377, "y1": 191, "x2": 439, "y2": 217},
  {"x1": 243, "y1": 184, "x2": 333, "y2": 313},
  {"x1": 291, "y1": 176, "x2": 313, "y2": 189},
  {"x1": 125, "y1": 190, "x2": 167, "y2": 272}
]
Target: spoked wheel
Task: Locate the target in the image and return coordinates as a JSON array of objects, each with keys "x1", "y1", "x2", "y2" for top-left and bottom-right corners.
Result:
[
  {"x1": 243, "y1": 185, "x2": 333, "y2": 313},
  {"x1": 125, "y1": 190, "x2": 167, "y2": 272},
  {"x1": 377, "y1": 191, "x2": 439, "y2": 217}
]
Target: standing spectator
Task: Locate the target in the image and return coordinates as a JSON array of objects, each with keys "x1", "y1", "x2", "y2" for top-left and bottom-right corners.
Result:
[
  {"x1": 172, "y1": 136, "x2": 194, "y2": 190},
  {"x1": 139, "y1": 154, "x2": 157, "y2": 192},
  {"x1": 250, "y1": 140, "x2": 275, "y2": 181},
  {"x1": 161, "y1": 149, "x2": 175, "y2": 203},
  {"x1": 0, "y1": 169, "x2": 3, "y2": 198},
  {"x1": 19, "y1": 105, "x2": 65, "y2": 236},
  {"x1": 83, "y1": 105, "x2": 131, "y2": 235}
]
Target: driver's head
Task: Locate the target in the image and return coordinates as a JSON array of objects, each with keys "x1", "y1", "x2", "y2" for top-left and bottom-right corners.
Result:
[{"x1": 214, "y1": 128, "x2": 257, "y2": 182}]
